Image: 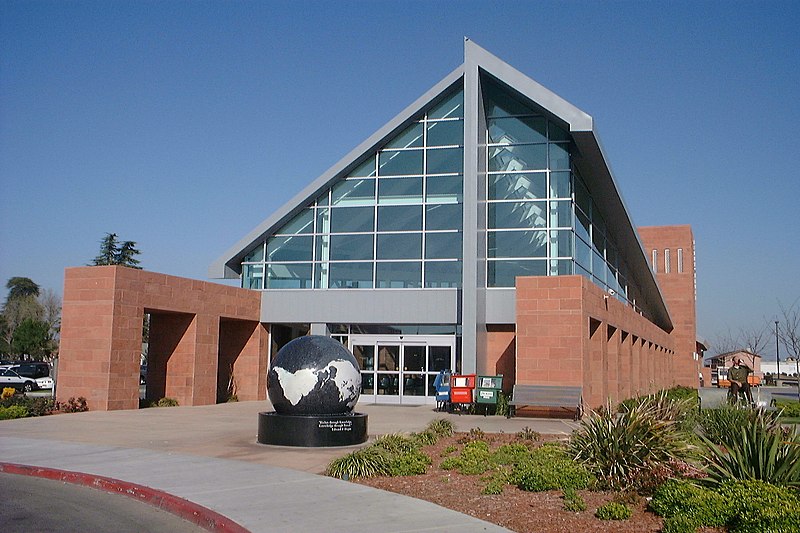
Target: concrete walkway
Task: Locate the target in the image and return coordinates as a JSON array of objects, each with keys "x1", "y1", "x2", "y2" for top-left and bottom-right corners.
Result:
[{"x1": 0, "y1": 401, "x2": 578, "y2": 532}]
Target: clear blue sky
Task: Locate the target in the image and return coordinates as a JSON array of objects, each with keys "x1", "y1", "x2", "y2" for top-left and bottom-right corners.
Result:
[{"x1": 1, "y1": 1, "x2": 798, "y2": 356}]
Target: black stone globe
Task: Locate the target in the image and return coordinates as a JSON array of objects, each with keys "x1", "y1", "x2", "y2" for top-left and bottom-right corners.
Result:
[{"x1": 267, "y1": 336, "x2": 362, "y2": 415}]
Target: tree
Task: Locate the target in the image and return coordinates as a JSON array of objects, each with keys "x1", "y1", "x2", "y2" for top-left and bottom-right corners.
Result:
[
  {"x1": 91, "y1": 232, "x2": 143, "y2": 269},
  {"x1": 5, "y1": 277, "x2": 40, "y2": 305},
  {"x1": 1, "y1": 295, "x2": 43, "y2": 349},
  {"x1": 10, "y1": 318, "x2": 52, "y2": 360},
  {"x1": 778, "y1": 299, "x2": 800, "y2": 369},
  {"x1": 38, "y1": 288, "x2": 61, "y2": 351}
]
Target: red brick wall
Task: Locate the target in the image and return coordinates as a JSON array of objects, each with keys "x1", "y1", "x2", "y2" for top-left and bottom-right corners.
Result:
[
  {"x1": 638, "y1": 225, "x2": 698, "y2": 388},
  {"x1": 515, "y1": 275, "x2": 675, "y2": 411},
  {"x1": 58, "y1": 266, "x2": 265, "y2": 410}
]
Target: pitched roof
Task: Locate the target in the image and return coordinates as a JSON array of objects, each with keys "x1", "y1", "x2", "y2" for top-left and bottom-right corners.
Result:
[{"x1": 209, "y1": 39, "x2": 671, "y2": 330}]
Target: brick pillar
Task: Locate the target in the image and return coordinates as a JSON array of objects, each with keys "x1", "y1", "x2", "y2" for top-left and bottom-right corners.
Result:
[
  {"x1": 607, "y1": 326, "x2": 619, "y2": 404},
  {"x1": 619, "y1": 331, "x2": 631, "y2": 400},
  {"x1": 587, "y1": 318, "x2": 605, "y2": 410}
]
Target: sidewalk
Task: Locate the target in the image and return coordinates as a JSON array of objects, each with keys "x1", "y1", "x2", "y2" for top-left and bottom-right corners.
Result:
[{"x1": 0, "y1": 401, "x2": 578, "y2": 532}]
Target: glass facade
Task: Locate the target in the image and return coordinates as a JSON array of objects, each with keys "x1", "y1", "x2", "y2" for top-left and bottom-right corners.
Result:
[
  {"x1": 482, "y1": 76, "x2": 643, "y2": 310},
  {"x1": 242, "y1": 88, "x2": 464, "y2": 289},
  {"x1": 240, "y1": 76, "x2": 644, "y2": 311}
]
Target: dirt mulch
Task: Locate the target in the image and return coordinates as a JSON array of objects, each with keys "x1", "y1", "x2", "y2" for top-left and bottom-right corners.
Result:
[{"x1": 355, "y1": 432, "x2": 667, "y2": 533}]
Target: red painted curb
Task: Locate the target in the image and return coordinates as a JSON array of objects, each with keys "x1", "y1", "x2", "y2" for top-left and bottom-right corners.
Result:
[{"x1": 0, "y1": 462, "x2": 250, "y2": 533}]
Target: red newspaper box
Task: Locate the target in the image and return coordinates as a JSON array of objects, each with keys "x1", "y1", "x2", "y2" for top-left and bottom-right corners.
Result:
[{"x1": 449, "y1": 374, "x2": 476, "y2": 405}]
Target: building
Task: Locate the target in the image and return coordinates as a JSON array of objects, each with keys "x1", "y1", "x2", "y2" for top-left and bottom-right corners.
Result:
[
  {"x1": 704, "y1": 350, "x2": 762, "y2": 387},
  {"x1": 56, "y1": 41, "x2": 698, "y2": 411}
]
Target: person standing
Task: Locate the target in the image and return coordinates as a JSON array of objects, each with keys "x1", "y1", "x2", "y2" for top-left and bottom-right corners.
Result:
[{"x1": 728, "y1": 356, "x2": 753, "y2": 405}]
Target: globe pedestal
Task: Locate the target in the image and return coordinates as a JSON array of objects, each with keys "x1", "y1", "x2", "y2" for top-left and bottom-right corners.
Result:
[{"x1": 258, "y1": 411, "x2": 368, "y2": 447}]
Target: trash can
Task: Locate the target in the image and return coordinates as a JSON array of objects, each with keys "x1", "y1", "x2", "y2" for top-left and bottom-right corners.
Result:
[
  {"x1": 449, "y1": 374, "x2": 476, "y2": 411},
  {"x1": 476, "y1": 375, "x2": 503, "y2": 415}
]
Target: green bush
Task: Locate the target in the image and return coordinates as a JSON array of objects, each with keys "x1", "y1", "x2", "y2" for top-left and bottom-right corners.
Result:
[
  {"x1": 0, "y1": 405, "x2": 29, "y2": 419},
  {"x1": 513, "y1": 444, "x2": 593, "y2": 492},
  {"x1": 649, "y1": 479, "x2": 729, "y2": 528},
  {"x1": 1, "y1": 395, "x2": 54, "y2": 416},
  {"x1": 570, "y1": 397, "x2": 692, "y2": 489},
  {"x1": 156, "y1": 397, "x2": 179, "y2": 407},
  {"x1": 562, "y1": 488, "x2": 586, "y2": 512},
  {"x1": 441, "y1": 440, "x2": 492, "y2": 475},
  {"x1": 412, "y1": 429, "x2": 438, "y2": 446},
  {"x1": 594, "y1": 501, "x2": 631, "y2": 520},
  {"x1": 774, "y1": 399, "x2": 800, "y2": 418},
  {"x1": 375, "y1": 433, "x2": 418, "y2": 454},
  {"x1": 425, "y1": 418, "x2": 455, "y2": 438},
  {"x1": 491, "y1": 443, "x2": 532, "y2": 465},
  {"x1": 699, "y1": 414, "x2": 800, "y2": 488},
  {"x1": 515, "y1": 426, "x2": 541, "y2": 442},
  {"x1": 387, "y1": 448, "x2": 431, "y2": 476},
  {"x1": 661, "y1": 514, "x2": 700, "y2": 533},
  {"x1": 717, "y1": 480, "x2": 800, "y2": 533},
  {"x1": 326, "y1": 446, "x2": 391, "y2": 479},
  {"x1": 697, "y1": 404, "x2": 782, "y2": 448},
  {"x1": 495, "y1": 391, "x2": 509, "y2": 417},
  {"x1": 480, "y1": 471, "x2": 507, "y2": 495}
]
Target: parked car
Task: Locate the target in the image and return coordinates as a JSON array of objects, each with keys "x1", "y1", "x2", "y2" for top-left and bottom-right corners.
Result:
[
  {"x1": 34, "y1": 376, "x2": 54, "y2": 390},
  {"x1": 0, "y1": 368, "x2": 38, "y2": 392},
  {"x1": 9, "y1": 362, "x2": 51, "y2": 380}
]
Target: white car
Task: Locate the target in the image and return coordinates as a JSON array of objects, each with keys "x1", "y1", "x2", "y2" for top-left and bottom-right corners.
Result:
[
  {"x1": 0, "y1": 368, "x2": 38, "y2": 392},
  {"x1": 35, "y1": 376, "x2": 54, "y2": 389}
]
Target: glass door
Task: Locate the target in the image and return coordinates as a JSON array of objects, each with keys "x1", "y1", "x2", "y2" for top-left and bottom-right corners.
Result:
[{"x1": 351, "y1": 335, "x2": 455, "y2": 405}]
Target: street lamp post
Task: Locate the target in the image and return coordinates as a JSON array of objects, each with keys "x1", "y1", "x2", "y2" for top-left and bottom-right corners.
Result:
[{"x1": 775, "y1": 320, "x2": 780, "y2": 384}]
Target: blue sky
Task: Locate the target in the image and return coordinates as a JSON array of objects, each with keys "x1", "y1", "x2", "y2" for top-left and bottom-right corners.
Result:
[{"x1": 1, "y1": 1, "x2": 798, "y2": 356}]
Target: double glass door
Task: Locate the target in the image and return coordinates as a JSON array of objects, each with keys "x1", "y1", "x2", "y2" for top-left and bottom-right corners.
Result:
[{"x1": 351, "y1": 335, "x2": 455, "y2": 405}]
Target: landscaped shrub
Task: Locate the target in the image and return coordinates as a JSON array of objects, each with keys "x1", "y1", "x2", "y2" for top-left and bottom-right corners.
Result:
[
  {"x1": 515, "y1": 426, "x2": 541, "y2": 442},
  {"x1": 717, "y1": 479, "x2": 800, "y2": 533},
  {"x1": 513, "y1": 444, "x2": 593, "y2": 492},
  {"x1": 441, "y1": 440, "x2": 492, "y2": 475},
  {"x1": 412, "y1": 429, "x2": 438, "y2": 446},
  {"x1": 1, "y1": 395, "x2": 55, "y2": 416},
  {"x1": 594, "y1": 502, "x2": 631, "y2": 520},
  {"x1": 491, "y1": 443, "x2": 532, "y2": 465},
  {"x1": 326, "y1": 446, "x2": 391, "y2": 480},
  {"x1": 480, "y1": 471, "x2": 507, "y2": 495},
  {"x1": 495, "y1": 391, "x2": 509, "y2": 417},
  {"x1": 774, "y1": 399, "x2": 800, "y2": 418},
  {"x1": 562, "y1": 487, "x2": 587, "y2": 512},
  {"x1": 57, "y1": 397, "x2": 88, "y2": 413},
  {"x1": 661, "y1": 514, "x2": 701, "y2": 533},
  {"x1": 387, "y1": 448, "x2": 431, "y2": 476},
  {"x1": 649, "y1": 479, "x2": 729, "y2": 529},
  {"x1": 426, "y1": 418, "x2": 454, "y2": 438},
  {"x1": 0, "y1": 405, "x2": 29, "y2": 420},
  {"x1": 156, "y1": 397, "x2": 179, "y2": 407},
  {"x1": 569, "y1": 397, "x2": 691, "y2": 489},
  {"x1": 697, "y1": 404, "x2": 781, "y2": 448},
  {"x1": 375, "y1": 433, "x2": 418, "y2": 454},
  {"x1": 699, "y1": 413, "x2": 800, "y2": 488},
  {"x1": 2, "y1": 387, "x2": 16, "y2": 400}
]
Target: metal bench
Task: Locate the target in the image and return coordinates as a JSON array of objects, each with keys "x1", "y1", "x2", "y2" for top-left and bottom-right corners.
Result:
[{"x1": 507, "y1": 384, "x2": 584, "y2": 420}]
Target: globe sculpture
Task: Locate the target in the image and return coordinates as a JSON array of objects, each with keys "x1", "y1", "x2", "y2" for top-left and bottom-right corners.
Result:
[
  {"x1": 267, "y1": 335, "x2": 361, "y2": 415},
  {"x1": 258, "y1": 336, "x2": 368, "y2": 447}
]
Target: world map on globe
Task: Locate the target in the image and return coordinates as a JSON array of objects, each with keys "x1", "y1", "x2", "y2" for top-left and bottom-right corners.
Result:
[
  {"x1": 273, "y1": 360, "x2": 360, "y2": 409},
  {"x1": 267, "y1": 336, "x2": 362, "y2": 415}
]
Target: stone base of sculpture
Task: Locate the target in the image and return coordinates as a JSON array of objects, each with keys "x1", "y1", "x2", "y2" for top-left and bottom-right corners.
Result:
[{"x1": 257, "y1": 411, "x2": 368, "y2": 447}]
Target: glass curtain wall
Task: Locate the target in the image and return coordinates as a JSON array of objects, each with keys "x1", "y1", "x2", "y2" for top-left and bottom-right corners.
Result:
[
  {"x1": 242, "y1": 86, "x2": 464, "y2": 290},
  {"x1": 482, "y1": 76, "x2": 643, "y2": 310}
]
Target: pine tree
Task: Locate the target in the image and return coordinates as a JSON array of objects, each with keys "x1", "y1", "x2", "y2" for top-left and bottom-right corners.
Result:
[{"x1": 90, "y1": 233, "x2": 143, "y2": 269}]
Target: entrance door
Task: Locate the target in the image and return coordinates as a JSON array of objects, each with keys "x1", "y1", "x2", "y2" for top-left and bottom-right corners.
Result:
[{"x1": 351, "y1": 335, "x2": 455, "y2": 405}]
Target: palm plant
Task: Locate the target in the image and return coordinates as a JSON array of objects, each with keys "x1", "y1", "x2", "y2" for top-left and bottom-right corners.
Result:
[
  {"x1": 569, "y1": 397, "x2": 693, "y2": 489},
  {"x1": 699, "y1": 411, "x2": 800, "y2": 488}
]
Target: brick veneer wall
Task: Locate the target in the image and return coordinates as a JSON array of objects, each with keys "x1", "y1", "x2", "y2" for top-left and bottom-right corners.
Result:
[
  {"x1": 483, "y1": 325, "x2": 516, "y2": 394},
  {"x1": 515, "y1": 275, "x2": 675, "y2": 410},
  {"x1": 638, "y1": 225, "x2": 698, "y2": 388},
  {"x1": 57, "y1": 266, "x2": 265, "y2": 410}
]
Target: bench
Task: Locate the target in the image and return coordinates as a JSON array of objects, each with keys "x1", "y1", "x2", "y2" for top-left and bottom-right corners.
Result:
[{"x1": 507, "y1": 385, "x2": 583, "y2": 420}]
